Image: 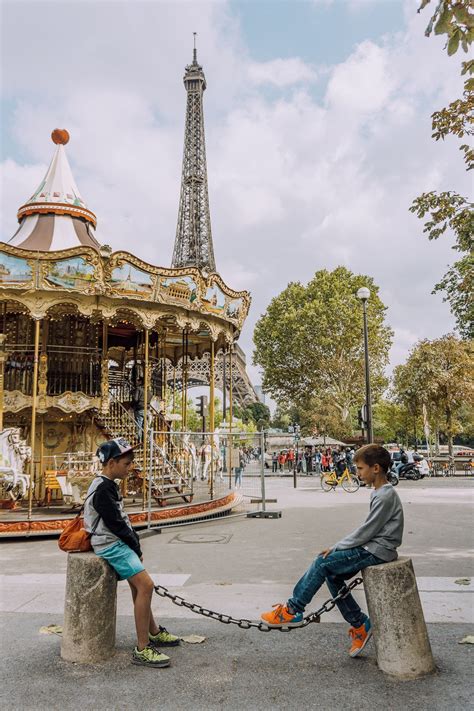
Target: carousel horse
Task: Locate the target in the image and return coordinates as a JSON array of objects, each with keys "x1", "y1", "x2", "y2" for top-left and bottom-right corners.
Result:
[
  {"x1": 200, "y1": 431, "x2": 222, "y2": 481},
  {"x1": 182, "y1": 434, "x2": 199, "y2": 480},
  {"x1": 0, "y1": 428, "x2": 31, "y2": 500}
]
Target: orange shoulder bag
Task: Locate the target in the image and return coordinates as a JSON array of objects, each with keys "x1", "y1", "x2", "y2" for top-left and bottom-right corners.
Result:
[{"x1": 58, "y1": 492, "x2": 100, "y2": 553}]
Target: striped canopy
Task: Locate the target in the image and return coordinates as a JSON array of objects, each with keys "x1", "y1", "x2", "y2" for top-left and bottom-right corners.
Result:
[{"x1": 8, "y1": 131, "x2": 100, "y2": 252}]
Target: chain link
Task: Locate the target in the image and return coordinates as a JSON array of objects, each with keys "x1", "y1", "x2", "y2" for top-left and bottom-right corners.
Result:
[{"x1": 154, "y1": 577, "x2": 363, "y2": 632}]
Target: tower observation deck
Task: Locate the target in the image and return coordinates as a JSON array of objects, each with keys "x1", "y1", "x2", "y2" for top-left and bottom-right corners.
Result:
[{"x1": 172, "y1": 39, "x2": 216, "y2": 272}]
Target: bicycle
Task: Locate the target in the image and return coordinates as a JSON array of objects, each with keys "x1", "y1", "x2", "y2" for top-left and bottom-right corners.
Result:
[
  {"x1": 441, "y1": 458, "x2": 456, "y2": 477},
  {"x1": 320, "y1": 467, "x2": 360, "y2": 493}
]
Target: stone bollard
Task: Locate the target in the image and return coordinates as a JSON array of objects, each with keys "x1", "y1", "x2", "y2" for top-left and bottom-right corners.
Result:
[
  {"x1": 362, "y1": 556, "x2": 436, "y2": 680},
  {"x1": 61, "y1": 552, "x2": 117, "y2": 663}
]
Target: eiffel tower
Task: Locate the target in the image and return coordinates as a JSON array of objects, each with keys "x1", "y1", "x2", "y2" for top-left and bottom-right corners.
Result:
[{"x1": 172, "y1": 36, "x2": 216, "y2": 271}]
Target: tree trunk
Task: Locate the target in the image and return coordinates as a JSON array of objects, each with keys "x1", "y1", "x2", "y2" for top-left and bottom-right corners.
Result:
[{"x1": 446, "y1": 406, "x2": 454, "y2": 458}]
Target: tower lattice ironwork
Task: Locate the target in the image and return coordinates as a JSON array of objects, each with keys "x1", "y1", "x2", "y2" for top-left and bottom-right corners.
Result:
[{"x1": 172, "y1": 40, "x2": 216, "y2": 272}]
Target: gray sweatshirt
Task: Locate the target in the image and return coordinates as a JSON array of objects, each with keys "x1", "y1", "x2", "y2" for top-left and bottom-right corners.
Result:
[{"x1": 333, "y1": 484, "x2": 403, "y2": 561}]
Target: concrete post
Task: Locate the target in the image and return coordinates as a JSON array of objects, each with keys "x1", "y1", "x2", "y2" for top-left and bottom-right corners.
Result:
[
  {"x1": 61, "y1": 552, "x2": 117, "y2": 663},
  {"x1": 362, "y1": 556, "x2": 436, "y2": 680}
]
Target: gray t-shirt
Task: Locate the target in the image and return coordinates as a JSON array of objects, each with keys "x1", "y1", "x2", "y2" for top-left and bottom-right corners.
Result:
[{"x1": 333, "y1": 483, "x2": 403, "y2": 561}]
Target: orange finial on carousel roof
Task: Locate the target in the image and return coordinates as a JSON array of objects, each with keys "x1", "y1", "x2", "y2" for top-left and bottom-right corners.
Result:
[{"x1": 51, "y1": 128, "x2": 70, "y2": 145}]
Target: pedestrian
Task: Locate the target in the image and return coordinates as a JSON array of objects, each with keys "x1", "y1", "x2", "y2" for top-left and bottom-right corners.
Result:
[
  {"x1": 278, "y1": 451, "x2": 286, "y2": 472},
  {"x1": 272, "y1": 452, "x2": 278, "y2": 473},
  {"x1": 131, "y1": 377, "x2": 148, "y2": 441},
  {"x1": 345, "y1": 447, "x2": 355, "y2": 474},
  {"x1": 84, "y1": 438, "x2": 180, "y2": 668},
  {"x1": 287, "y1": 448, "x2": 295, "y2": 471},
  {"x1": 334, "y1": 448, "x2": 346, "y2": 476},
  {"x1": 260, "y1": 444, "x2": 404, "y2": 657},
  {"x1": 314, "y1": 448, "x2": 322, "y2": 475},
  {"x1": 234, "y1": 448, "x2": 246, "y2": 489},
  {"x1": 321, "y1": 451, "x2": 328, "y2": 472}
]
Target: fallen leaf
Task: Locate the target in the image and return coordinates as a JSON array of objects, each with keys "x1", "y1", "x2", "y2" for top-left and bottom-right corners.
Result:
[
  {"x1": 454, "y1": 578, "x2": 471, "y2": 586},
  {"x1": 458, "y1": 635, "x2": 474, "y2": 645},
  {"x1": 180, "y1": 634, "x2": 206, "y2": 644},
  {"x1": 39, "y1": 624, "x2": 63, "y2": 636}
]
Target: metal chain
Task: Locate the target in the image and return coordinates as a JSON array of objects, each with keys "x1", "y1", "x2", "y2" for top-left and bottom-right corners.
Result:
[{"x1": 154, "y1": 577, "x2": 363, "y2": 632}]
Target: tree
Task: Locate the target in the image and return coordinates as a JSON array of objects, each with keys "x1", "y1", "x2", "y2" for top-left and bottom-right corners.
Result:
[
  {"x1": 246, "y1": 401, "x2": 271, "y2": 430},
  {"x1": 392, "y1": 335, "x2": 473, "y2": 456},
  {"x1": 410, "y1": 1, "x2": 474, "y2": 338},
  {"x1": 373, "y1": 399, "x2": 424, "y2": 447},
  {"x1": 253, "y1": 267, "x2": 393, "y2": 433}
]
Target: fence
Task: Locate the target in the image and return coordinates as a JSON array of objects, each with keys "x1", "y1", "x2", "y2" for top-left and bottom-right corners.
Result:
[{"x1": 146, "y1": 430, "x2": 267, "y2": 524}]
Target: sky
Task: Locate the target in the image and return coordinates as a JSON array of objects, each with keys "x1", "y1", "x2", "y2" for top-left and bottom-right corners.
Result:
[{"x1": 0, "y1": 0, "x2": 468, "y2": 393}]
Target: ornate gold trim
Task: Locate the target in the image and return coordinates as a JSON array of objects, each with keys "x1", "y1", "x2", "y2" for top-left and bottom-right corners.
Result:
[{"x1": 0, "y1": 243, "x2": 251, "y2": 331}]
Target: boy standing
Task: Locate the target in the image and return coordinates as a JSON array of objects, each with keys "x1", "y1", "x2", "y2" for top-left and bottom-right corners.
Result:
[
  {"x1": 84, "y1": 438, "x2": 180, "y2": 668},
  {"x1": 261, "y1": 444, "x2": 404, "y2": 656}
]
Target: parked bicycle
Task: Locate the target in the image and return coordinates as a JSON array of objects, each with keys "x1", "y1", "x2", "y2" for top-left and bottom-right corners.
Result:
[
  {"x1": 464, "y1": 459, "x2": 474, "y2": 476},
  {"x1": 320, "y1": 467, "x2": 360, "y2": 493}
]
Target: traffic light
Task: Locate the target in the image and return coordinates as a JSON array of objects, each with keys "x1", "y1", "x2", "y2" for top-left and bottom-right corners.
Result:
[
  {"x1": 196, "y1": 396, "x2": 204, "y2": 417},
  {"x1": 195, "y1": 395, "x2": 208, "y2": 417},
  {"x1": 358, "y1": 405, "x2": 367, "y2": 429}
]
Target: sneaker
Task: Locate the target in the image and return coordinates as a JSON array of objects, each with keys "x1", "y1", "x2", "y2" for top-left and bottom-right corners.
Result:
[
  {"x1": 261, "y1": 603, "x2": 304, "y2": 628},
  {"x1": 149, "y1": 625, "x2": 181, "y2": 647},
  {"x1": 348, "y1": 619, "x2": 372, "y2": 657},
  {"x1": 131, "y1": 645, "x2": 171, "y2": 668}
]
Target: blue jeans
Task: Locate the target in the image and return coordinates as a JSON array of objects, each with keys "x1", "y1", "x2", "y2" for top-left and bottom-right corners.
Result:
[
  {"x1": 134, "y1": 410, "x2": 144, "y2": 440},
  {"x1": 288, "y1": 547, "x2": 383, "y2": 627}
]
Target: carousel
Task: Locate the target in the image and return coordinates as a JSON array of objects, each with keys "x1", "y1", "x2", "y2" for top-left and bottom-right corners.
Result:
[{"x1": 0, "y1": 51, "x2": 251, "y2": 536}]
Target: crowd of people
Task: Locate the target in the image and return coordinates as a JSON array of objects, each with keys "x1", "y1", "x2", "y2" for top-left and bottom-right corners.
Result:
[{"x1": 270, "y1": 445, "x2": 356, "y2": 475}]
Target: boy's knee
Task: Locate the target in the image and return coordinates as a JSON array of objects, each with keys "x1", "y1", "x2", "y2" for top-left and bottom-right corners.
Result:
[{"x1": 144, "y1": 576, "x2": 155, "y2": 595}]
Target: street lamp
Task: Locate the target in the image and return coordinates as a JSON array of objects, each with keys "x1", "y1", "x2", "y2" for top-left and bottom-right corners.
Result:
[{"x1": 357, "y1": 287, "x2": 373, "y2": 444}]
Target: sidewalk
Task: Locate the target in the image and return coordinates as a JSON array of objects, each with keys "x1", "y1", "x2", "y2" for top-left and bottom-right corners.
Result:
[
  {"x1": 1, "y1": 478, "x2": 472, "y2": 710},
  {"x1": 0, "y1": 613, "x2": 472, "y2": 710}
]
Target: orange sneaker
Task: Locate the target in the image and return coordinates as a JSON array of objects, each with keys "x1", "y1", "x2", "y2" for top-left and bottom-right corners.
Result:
[
  {"x1": 348, "y1": 619, "x2": 372, "y2": 657},
  {"x1": 261, "y1": 603, "x2": 304, "y2": 628}
]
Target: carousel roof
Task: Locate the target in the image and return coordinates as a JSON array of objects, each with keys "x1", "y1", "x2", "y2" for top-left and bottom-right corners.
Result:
[{"x1": 8, "y1": 129, "x2": 100, "y2": 252}]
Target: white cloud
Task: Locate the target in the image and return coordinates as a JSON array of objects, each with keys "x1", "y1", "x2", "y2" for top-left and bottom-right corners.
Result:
[
  {"x1": 247, "y1": 58, "x2": 318, "y2": 87},
  {"x1": 1, "y1": 0, "x2": 468, "y2": 389}
]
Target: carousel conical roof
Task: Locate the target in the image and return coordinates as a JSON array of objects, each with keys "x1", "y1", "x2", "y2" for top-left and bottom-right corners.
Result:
[{"x1": 8, "y1": 129, "x2": 100, "y2": 251}]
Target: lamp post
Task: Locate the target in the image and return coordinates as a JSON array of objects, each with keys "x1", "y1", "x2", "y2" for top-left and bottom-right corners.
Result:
[{"x1": 357, "y1": 287, "x2": 373, "y2": 444}]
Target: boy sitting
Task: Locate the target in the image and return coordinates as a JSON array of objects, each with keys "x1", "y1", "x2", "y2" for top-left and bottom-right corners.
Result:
[
  {"x1": 84, "y1": 438, "x2": 180, "y2": 668},
  {"x1": 261, "y1": 444, "x2": 403, "y2": 656}
]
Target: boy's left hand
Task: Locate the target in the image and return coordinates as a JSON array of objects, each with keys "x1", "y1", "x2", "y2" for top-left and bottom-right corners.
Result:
[{"x1": 320, "y1": 548, "x2": 332, "y2": 558}]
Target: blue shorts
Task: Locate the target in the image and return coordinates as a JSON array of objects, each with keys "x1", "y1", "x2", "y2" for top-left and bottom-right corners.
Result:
[{"x1": 95, "y1": 540, "x2": 145, "y2": 581}]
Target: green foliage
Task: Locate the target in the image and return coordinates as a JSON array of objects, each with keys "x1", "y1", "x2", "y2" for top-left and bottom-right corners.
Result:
[
  {"x1": 392, "y1": 335, "x2": 474, "y2": 455},
  {"x1": 431, "y1": 59, "x2": 474, "y2": 171},
  {"x1": 420, "y1": 0, "x2": 474, "y2": 54},
  {"x1": 410, "y1": 191, "x2": 473, "y2": 249},
  {"x1": 233, "y1": 401, "x2": 270, "y2": 430},
  {"x1": 433, "y1": 254, "x2": 474, "y2": 339},
  {"x1": 409, "y1": 191, "x2": 473, "y2": 338},
  {"x1": 253, "y1": 267, "x2": 392, "y2": 436},
  {"x1": 412, "y1": 2, "x2": 474, "y2": 338},
  {"x1": 372, "y1": 400, "x2": 424, "y2": 446}
]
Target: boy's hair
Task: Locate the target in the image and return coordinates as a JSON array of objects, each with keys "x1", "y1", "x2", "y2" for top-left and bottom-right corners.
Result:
[{"x1": 354, "y1": 444, "x2": 391, "y2": 474}]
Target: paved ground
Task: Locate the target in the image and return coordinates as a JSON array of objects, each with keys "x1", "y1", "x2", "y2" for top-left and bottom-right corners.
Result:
[{"x1": 1, "y1": 477, "x2": 473, "y2": 710}]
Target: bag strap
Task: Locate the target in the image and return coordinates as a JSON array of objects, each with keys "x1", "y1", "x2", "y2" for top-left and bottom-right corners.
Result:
[
  {"x1": 77, "y1": 489, "x2": 95, "y2": 516},
  {"x1": 79, "y1": 488, "x2": 102, "y2": 536}
]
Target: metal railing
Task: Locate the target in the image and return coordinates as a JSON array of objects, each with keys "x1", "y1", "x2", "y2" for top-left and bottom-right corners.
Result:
[
  {"x1": 46, "y1": 345, "x2": 101, "y2": 396},
  {"x1": 4, "y1": 346, "x2": 35, "y2": 395}
]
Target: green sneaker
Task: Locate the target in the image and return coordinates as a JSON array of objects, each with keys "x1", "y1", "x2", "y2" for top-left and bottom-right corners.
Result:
[
  {"x1": 149, "y1": 625, "x2": 181, "y2": 647},
  {"x1": 132, "y1": 645, "x2": 171, "y2": 668}
]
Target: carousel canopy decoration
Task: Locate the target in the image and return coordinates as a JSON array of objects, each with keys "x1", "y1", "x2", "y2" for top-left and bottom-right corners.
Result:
[{"x1": 8, "y1": 130, "x2": 99, "y2": 252}]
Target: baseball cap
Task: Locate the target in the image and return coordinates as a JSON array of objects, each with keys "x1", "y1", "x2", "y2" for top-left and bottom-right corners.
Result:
[{"x1": 96, "y1": 437, "x2": 134, "y2": 464}]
